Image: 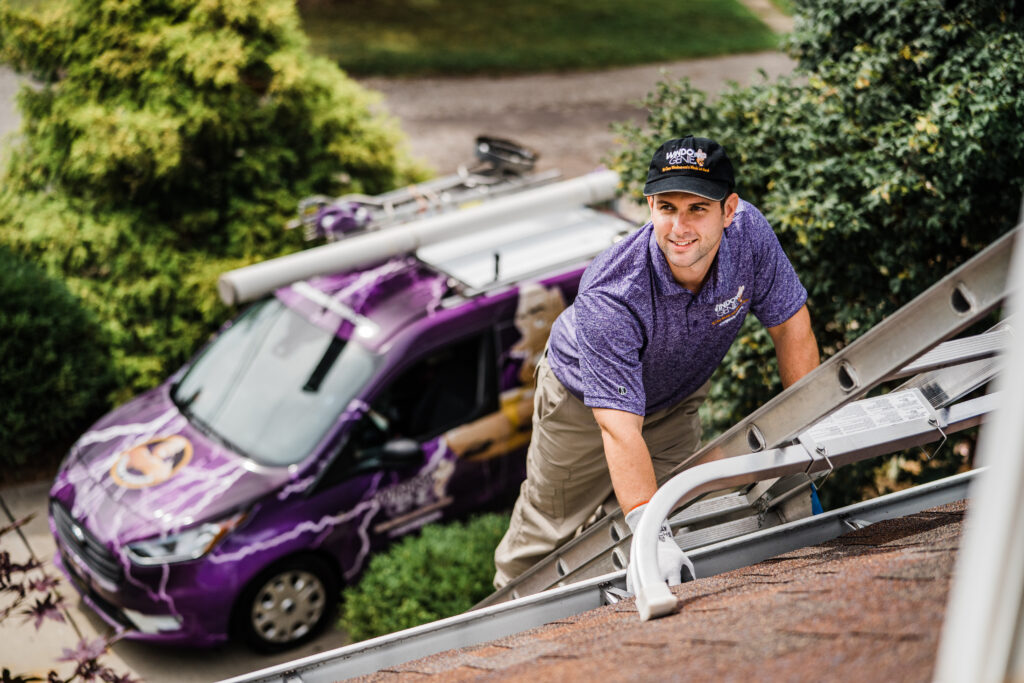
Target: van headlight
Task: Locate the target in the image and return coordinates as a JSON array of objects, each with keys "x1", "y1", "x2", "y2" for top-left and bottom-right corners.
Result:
[{"x1": 126, "y1": 512, "x2": 247, "y2": 565}]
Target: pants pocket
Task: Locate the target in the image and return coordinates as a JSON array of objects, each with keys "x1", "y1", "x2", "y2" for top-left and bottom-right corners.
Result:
[{"x1": 526, "y1": 447, "x2": 570, "y2": 519}]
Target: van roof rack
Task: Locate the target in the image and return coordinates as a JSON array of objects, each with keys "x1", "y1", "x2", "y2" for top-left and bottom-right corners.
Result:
[
  {"x1": 288, "y1": 136, "x2": 560, "y2": 243},
  {"x1": 420, "y1": 205, "x2": 634, "y2": 298},
  {"x1": 219, "y1": 167, "x2": 623, "y2": 306}
]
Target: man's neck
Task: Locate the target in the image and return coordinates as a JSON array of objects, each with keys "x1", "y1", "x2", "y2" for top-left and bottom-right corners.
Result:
[{"x1": 670, "y1": 253, "x2": 718, "y2": 293}]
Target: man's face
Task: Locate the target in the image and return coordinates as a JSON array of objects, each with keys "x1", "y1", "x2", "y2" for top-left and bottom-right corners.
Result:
[{"x1": 647, "y1": 190, "x2": 738, "y2": 289}]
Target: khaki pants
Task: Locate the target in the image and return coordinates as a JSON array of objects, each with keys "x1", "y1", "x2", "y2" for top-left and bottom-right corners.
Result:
[{"x1": 493, "y1": 354, "x2": 708, "y2": 588}]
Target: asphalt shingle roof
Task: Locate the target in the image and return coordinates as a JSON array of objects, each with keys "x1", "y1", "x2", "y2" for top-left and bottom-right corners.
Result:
[{"x1": 351, "y1": 500, "x2": 966, "y2": 682}]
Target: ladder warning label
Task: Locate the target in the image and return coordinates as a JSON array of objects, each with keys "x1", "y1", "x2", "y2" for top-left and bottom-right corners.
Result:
[{"x1": 806, "y1": 390, "x2": 932, "y2": 441}]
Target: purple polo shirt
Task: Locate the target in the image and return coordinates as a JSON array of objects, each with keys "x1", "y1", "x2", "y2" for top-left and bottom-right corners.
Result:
[{"x1": 547, "y1": 199, "x2": 807, "y2": 415}]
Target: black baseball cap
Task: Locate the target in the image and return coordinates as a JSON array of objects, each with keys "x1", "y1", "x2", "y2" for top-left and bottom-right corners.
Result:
[{"x1": 643, "y1": 136, "x2": 735, "y2": 200}]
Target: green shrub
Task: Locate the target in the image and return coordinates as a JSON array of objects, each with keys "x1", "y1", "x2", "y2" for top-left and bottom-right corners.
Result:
[
  {"x1": 0, "y1": 247, "x2": 115, "y2": 469},
  {"x1": 0, "y1": 0, "x2": 421, "y2": 400},
  {"x1": 610, "y1": 0, "x2": 1024, "y2": 506},
  {"x1": 339, "y1": 513, "x2": 510, "y2": 642}
]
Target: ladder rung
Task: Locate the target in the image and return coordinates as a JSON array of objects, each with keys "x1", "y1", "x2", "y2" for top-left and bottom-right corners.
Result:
[
  {"x1": 887, "y1": 326, "x2": 1012, "y2": 379},
  {"x1": 677, "y1": 513, "x2": 775, "y2": 551},
  {"x1": 669, "y1": 491, "x2": 751, "y2": 526}
]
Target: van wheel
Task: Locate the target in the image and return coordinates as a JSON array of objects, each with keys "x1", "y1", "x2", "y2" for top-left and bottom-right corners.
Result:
[{"x1": 235, "y1": 555, "x2": 338, "y2": 652}]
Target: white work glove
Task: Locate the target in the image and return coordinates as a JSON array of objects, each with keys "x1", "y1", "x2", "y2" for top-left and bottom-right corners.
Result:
[{"x1": 625, "y1": 503, "x2": 695, "y2": 593}]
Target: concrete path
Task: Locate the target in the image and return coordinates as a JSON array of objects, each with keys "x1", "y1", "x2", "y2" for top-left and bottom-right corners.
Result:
[
  {"x1": 358, "y1": 51, "x2": 795, "y2": 179},
  {"x1": 1, "y1": 49, "x2": 796, "y2": 177}
]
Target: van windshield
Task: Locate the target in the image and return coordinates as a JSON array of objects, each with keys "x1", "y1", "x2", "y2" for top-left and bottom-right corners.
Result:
[{"x1": 172, "y1": 298, "x2": 379, "y2": 466}]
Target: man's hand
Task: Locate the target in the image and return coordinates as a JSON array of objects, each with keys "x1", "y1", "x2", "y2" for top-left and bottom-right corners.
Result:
[
  {"x1": 625, "y1": 502, "x2": 695, "y2": 592},
  {"x1": 768, "y1": 304, "x2": 820, "y2": 388}
]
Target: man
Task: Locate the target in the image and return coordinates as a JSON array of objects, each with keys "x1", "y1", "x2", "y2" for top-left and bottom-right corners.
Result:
[{"x1": 493, "y1": 136, "x2": 820, "y2": 589}]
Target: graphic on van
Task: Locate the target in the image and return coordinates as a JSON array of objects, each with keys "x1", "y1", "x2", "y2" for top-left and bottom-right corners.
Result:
[
  {"x1": 373, "y1": 454, "x2": 456, "y2": 537},
  {"x1": 109, "y1": 435, "x2": 193, "y2": 489},
  {"x1": 503, "y1": 282, "x2": 566, "y2": 388},
  {"x1": 448, "y1": 283, "x2": 565, "y2": 462}
]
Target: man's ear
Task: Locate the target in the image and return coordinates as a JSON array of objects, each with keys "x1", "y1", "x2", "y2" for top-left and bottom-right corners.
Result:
[
  {"x1": 723, "y1": 193, "x2": 739, "y2": 227},
  {"x1": 646, "y1": 194, "x2": 655, "y2": 213}
]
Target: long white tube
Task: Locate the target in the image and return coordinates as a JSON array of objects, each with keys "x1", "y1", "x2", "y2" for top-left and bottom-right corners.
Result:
[{"x1": 218, "y1": 169, "x2": 621, "y2": 305}]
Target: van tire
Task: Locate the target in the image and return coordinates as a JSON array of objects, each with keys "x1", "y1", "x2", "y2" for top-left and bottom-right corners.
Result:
[{"x1": 234, "y1": 555, "x2": 338, "y2": 652}]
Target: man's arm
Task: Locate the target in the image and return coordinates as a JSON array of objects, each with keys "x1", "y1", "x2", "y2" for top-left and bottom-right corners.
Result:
[
  {"x1": 592, "y1": 407, "x2": 654, "y2": 513},
  {"x1": 767, "y1": 304, "x2": 820, "y2": 387}
]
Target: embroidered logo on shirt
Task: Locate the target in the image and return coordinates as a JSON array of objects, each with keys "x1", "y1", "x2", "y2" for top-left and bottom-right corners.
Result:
[
  {"x1": 618, "y1": 386, "x2": 628, "y2": 395},
  {"x1": 712, "y1": 285, "x2": 750, "y2": 326}
]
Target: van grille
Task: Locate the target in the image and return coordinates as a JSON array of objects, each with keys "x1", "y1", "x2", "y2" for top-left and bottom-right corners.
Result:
[{"x1": 50, "y1": 501, "x2": 123, "y2": 585}]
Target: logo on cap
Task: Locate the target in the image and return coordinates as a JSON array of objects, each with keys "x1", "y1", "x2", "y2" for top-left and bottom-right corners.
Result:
[{"x1": 666, "y1": 147, "x2": 707, "y2": 167}]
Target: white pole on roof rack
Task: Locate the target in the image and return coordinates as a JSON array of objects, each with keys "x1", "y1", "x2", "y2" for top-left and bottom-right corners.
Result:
[
  {"x1": 934, "y1": 211, "x2": 1024, "y2": 682},
  {"x1": 217, "y1": 169, "x2": 621, "y2": 305}
]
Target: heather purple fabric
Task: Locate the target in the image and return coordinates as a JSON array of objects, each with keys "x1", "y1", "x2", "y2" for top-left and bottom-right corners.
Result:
[{"x1": 547, "y1": 199, "x2": 806, "y2": 415}]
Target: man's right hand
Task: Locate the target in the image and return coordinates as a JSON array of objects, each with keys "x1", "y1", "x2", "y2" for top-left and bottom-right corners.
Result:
[{"x1": 624, "y1": 502, "x2": 695, "y2": 592}]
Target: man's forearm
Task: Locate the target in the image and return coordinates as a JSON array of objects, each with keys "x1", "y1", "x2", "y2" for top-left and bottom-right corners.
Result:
[
  {"x1": 593, "y1": 408, "x2": 656, "y2": 512},
  {"x1": 769, "y1": 304, "x2": 820, "y2": 387}
]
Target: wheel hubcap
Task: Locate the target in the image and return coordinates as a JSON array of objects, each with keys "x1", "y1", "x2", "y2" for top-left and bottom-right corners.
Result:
[{"x1": 250, "y1": 569, "x2": 326, "y2": 644}]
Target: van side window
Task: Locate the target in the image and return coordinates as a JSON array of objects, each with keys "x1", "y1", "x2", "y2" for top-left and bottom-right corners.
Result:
[
  {"x1": 378, "y1": 333, "x2": 493, "y2": 440},
  {"x1": 315, "y1": 332, "x2": 497, "y2": 488}
]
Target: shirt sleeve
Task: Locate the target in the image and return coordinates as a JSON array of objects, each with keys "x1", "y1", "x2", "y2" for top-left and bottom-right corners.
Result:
[
  {"x1": 574, "y1": 290, "x2": 647, "y2": 415},
  {"x1": 745, "y1": 208, "x2": 808, "y2": 329}
]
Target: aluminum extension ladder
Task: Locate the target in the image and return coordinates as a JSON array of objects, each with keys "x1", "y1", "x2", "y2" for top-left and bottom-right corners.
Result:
[{"x1": 478, "y1": 223, "x2": 1020, "y2": 608}]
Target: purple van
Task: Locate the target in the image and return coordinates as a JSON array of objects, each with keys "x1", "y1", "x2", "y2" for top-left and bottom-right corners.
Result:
[{"x1": 48, "y1": 168, "x2": 634, "y2": 650}]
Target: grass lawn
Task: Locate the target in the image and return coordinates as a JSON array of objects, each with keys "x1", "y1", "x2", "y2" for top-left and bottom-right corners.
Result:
[{"x1": 298, "y1": 0, "x2": 783, "y2": 77}]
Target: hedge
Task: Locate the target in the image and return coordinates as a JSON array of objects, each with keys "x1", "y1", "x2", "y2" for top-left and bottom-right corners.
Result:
[
  {"x1": 338, "y1": 513, "x2": 510, "y2": 642},
  {"x1": 0, "y1": 247, "x2": 115, "y2": 469}
]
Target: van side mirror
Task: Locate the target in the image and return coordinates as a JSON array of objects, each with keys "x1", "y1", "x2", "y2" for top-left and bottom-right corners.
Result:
[
  {"x1": 380, "y1": 438, "x2": 423, "y2": 469},
  {"x1": 348, "y1": 439, "x2": 425, "y2": 475}
]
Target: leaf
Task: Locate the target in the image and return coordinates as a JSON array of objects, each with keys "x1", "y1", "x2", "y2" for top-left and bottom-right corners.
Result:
[
  {"x1": 0, "y1": 514, "x2": 36, "y2": 538},
  {"x1": 20, "y1": 594, "x2": 67, "y2": 630},
  {"x1": 27, "y1": 574, "x2": 61, "y2": 593},
  {"x1": 1, "y1": 668, "x2": 43, "y2": 683}
]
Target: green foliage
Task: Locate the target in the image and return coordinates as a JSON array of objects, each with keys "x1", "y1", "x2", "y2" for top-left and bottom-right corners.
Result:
[
  {"x1": 611, "y1": 0, "x2": 1024, "y2": 506},
  {"x1": 0, "y1": 0, "x2": 419, "y2": 400},
  {"x1": 298, "y1": 0, "x2": 780, "y2": 77},
  {"x1": 0, "y1": 247, "x2": 115, "y2": 469},
  {"x1": 339, "y1": 513, "x2": 509, "y2": 642}
]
